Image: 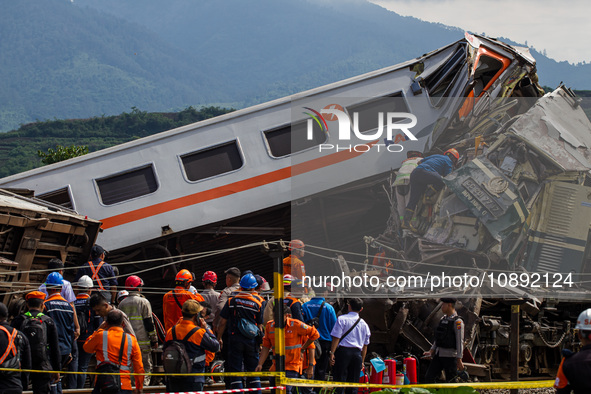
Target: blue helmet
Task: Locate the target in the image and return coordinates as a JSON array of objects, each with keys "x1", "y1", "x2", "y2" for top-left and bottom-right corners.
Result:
[
  {"x1": 46, "y1": 272, "x2": 64, "y2": 286},
  {"x1": 240, "y1": 273, "x2": 258, "y2": 290}
]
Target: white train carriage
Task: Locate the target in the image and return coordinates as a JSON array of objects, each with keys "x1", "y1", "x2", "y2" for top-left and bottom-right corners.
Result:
[{"x1": 0, "y1": 34, "x2": 537, "y2": 253}]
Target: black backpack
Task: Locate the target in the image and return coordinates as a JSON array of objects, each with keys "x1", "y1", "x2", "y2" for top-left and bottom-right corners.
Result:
[
  {"x1": 21, "y1": 312, "x2": 51, "y2": 370},
  {"x1": 74, "y1": 299, "x2": 93, "y2": 341},
  {"x1": 162, "y1": 326, "x2": 200, "y2": 374}
]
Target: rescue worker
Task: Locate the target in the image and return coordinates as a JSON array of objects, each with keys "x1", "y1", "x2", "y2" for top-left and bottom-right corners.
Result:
[
  {"x1": 423, "y1": 298, "x2": 465, "y2": 383},
  {"x1": 89, "y1": 293, "x2": 136, "y2": 336},
  {"x1": 83, "y1": 309, "x2": 144, "y2": 394},
  {"x1": 164, "y1": 300, "x2": 220, "y2": 392},
  {"x1": 263, "y1": 275, "x2": 304, "y2": 324},
  {"x1": 403, "y1": 148, "x2": 459, "y2": 229},
  {"x1": 201, "y1": 271, "x2": 220, "y2": 325},
  {"x1": 118, "y1": 275, "x2": 158, "y2": 386},
  {"x1": 0, "y1": 302, "x2": 31, "y2": 394},
  {"x1": 302, "y1": 286, "x2": 338, "y2": 382},
  {"x1": 75, "y1": 245, "x2": 118, "y2": 304},
  {"x1": 283, "y1": 239, "x2": 306, "y2": 280},
  {"x1": 213, "y1": 267, "x2": 241, "y2": 330},
  {"x1": 329, "y1": 297, "x2": 371, "y2": 394},
  {"x1": 163, "y1": 269, "x2": 204, "y2": 332},
  {"x1": 217, "y1": 274, "x2": 264, "y2": 394},
  {"x1": 12, "y1": 291, "x2": 61, "y2": 394},
  {"x1": 39, "y1": 258, "x2": 82, "y2": 372},
  {"x1": 554, "y1": 308, "x2": 591, "y2": 393},
  {"x1": 73, "y1": 275, "x2": 101, "y2": 389},
  {"x1": 214, "y1": 266, "x2": 241, "y2": 389},
  {"x1": 392, "y1": 151, "x2": 424, "y2": 223},
  {"x1": 117, "y1": 290, "x2": 129, "y2": 304},
  {"x1": 256, "y1": 307, "x2": 319, "y2": 394},
  {"x1": 43, "y1": 272, "x2": 77, "y2": 392},
  {"x1": 39, "y1": 258, "x2": 76, "y2": 303}
]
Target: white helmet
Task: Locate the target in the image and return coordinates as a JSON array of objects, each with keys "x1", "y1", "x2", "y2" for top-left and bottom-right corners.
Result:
[
  {"x1": 575, "y1": 308, "x2": 591, "y2": 330},
  {"x1": 117, "y1": 290, "x2": 129, "y2": 301},
  {"x1": 77, "y1": 275, "x2": 93, "y2": 289}
]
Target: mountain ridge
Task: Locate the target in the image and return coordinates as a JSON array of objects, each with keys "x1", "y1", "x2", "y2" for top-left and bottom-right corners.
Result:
[{"x1": 1, "y1": 0, "x2": 589, "y2": 132}]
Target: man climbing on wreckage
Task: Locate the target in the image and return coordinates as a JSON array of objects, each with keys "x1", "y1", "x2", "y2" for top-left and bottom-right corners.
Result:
[{"x1": 402, "y1": 148, "x2": 460, "y2": 230}]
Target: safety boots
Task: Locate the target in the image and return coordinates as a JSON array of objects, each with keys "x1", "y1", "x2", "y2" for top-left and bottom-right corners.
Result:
[{"x1": 402, "y1": 208, "x2": 415, "y2": 230}]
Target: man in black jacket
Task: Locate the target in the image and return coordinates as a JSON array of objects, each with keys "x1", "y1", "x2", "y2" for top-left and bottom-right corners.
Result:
[
  {"x1": 0, "y1": 302, "x2": 31, "y2": 394},
  {"x1": 12, "y1": 291, "x2": 61, "y2": 394},
  {"x1": 555, "y1": 308, "x2": 591, "y2": 393}
]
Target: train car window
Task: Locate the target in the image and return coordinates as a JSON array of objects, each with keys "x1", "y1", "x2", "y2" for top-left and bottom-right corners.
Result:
[
  {"x1": 346, "y1": 93, "x2": 408, "y2": 134},
  {"x1": 37, "y1": 187, "x2": 73, "y2": 209},
  {"x1": 264, "y1": 120, "x2": 326, "y2": 158},
  {"x1": 181, "y1": 141, "x2": 243, "y2": 182},
  {"x1": 96, "y1": 165, "x2": 158, "y2": 205},
  {"x1": 425, "y1": 46, "x2": 466, "y2": 105},
  {"x1": 472, "y1": 54, "x2": 504, "y2": 97}
]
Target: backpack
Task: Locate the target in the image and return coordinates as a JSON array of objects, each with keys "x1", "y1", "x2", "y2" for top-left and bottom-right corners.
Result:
[
  {"x1": 21, "y1": 312, "x2": 51, "y2": 370},
  {"x1": 162, "y1": 326, "x2": 200, "y2": 374},
  {"x1": 305, "y1": 302, "x2": 326, "y2": 361},
  {"x1": 75, "y1": 299, "x2": 92, "y2": 341}
]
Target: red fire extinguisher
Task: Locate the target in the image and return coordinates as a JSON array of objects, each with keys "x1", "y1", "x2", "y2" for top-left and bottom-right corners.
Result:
[
  {"x1": 383, "y1": 359, "x2": 396, "y2": 384},
  {"x1": 403, "y1": 354, "x2": 418, "y2": 384},
  {"x1": 369, "y1": 363, "x2": 383, "y2": 392},
  {"x1": 358, "y1": 366, "x2": 369, "y2": 394}
]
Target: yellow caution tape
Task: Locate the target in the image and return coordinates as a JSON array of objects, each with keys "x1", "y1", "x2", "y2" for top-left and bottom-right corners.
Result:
[
  {"x1": 282, "y1": 377, "x2": 555, "y2": 389},
  {"x1": 0, "y1": 367, "x2": 280, "y2": 377},
  {"x1": 0, "y1": 367, "x2": 554, "y2": 389}
]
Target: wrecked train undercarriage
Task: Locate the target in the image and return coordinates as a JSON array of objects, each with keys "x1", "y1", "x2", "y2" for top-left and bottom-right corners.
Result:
[{"x1": 323, "y1": 85, "x2": 591, "y2": 380}]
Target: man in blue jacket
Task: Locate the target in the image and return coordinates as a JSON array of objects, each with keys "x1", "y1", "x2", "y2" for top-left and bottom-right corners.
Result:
[
  {"x1": 44, "y1": 272, "x2": 77, "y2": 392},
  {"x1": 302, "y1": 286, "x2": 337, "y2": 384},
  {"x1": 403, "y1": 148, "x2": 459, "y2": 230}
]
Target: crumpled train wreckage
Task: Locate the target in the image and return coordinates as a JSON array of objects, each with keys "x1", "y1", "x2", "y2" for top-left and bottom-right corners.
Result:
[{"x1": 333, "y1": 34, "x2": 591, "y2": 379}]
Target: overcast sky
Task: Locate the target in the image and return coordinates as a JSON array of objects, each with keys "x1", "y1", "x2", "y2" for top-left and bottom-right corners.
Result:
[{"x1": 370, "y1": 0, "x2": 590, "y2": 64}]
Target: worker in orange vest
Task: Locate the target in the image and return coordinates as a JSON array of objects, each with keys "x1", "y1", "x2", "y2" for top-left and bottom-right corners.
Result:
[
  {"x1": 75, "y1": 245, "x2": 118, "y2": 304},
  {"x1": 163, "y1": 269, "x2": 204, "y2": 332},
  {"x1": 283, "y1": 240, "x2": 306, "y2": 280},
  {"x1": 256, "y1": 307, "x2": 319, "y2": 394},
  {"x1": 83, "y1": 309, "x2": 144, "y2": 394}
]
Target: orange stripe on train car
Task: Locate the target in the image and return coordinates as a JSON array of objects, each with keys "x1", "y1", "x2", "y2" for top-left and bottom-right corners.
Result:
[{"x1": 100, "y1": 141, "x2": 378, "y2": 229}]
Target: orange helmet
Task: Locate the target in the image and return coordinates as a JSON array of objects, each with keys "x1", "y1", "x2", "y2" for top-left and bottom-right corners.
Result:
[
  {"x1": 289, "y1": 239, "x2": 305, "y2": 251},
  {"x1": 445, "y1": 148, "x2": 459, "y2": 161},
  {"x1": 175, "y1": 269, "x2": 193, "y2": 282}
]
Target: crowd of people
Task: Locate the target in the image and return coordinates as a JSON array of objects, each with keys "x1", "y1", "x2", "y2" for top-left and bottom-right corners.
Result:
[{"x1": 1, "y1": 240, "x2": 590, "y2": 394}]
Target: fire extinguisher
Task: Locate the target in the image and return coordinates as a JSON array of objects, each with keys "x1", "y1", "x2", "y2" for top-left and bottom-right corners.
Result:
[
  {"x1": 383, "y1": 359, "x2": 396, "y2": 384},
  {"x1": 403, "y1": 354, "x2": 418, "y2": 384},
  {"x1": 369, "y1": 362, "x2": 383, "y2": 392},
  {"x1": 358, "y1": 366, "x2": 369, "y2": 394}
]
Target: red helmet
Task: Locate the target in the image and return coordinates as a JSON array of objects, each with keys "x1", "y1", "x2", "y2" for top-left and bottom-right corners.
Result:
[
  {"x1": 289, "y1": 239, "x2": 305, "y2": 251},
  {"x1": 445, "y1": 148, "x2": 460, "y2": 161},
  {"x1": 125, "y1": 275, "x2": 144, "y2": 290},
  {"x1": 175, "y1": 269, "x2": 193, "y2": 282},
  {"x1": 202, "y1": 271, "x2": 217, "y2": 284}
]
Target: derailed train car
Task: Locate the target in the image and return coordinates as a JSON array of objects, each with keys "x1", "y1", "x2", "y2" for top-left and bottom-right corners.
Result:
[
  {"x1": 341, "y1": 85, "x2": 591, "y2": 379},
  {"x1": 0, "y1": 189, "x2": 101, "y2": 306},
  {"x1": 0, "y1": 33, "x2": 542, "y2": 286}
]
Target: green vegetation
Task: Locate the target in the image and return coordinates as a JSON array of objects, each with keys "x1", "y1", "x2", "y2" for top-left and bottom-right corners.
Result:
[
  {"x1": 3, "y1": 0, "x2": 590, "y2": 133},
  {"x1": 38, "y1": 145, "x2": 89, "y2": 165},
  {"x1": 0, "y1": 106, "x2": 233, "y2": 178}
]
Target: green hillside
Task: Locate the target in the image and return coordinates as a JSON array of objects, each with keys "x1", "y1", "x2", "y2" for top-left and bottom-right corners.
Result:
[
  {"x1": 1, "y1": 0, "x2": 590, "y2": 133},
  {"x1": 0, "y1": 106, "x2": 233, "y2": 178}
]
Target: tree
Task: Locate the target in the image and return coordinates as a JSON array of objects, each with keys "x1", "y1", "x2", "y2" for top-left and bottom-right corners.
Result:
[{"x1": 37, "y1": 145, "x2": 89, "y2": 165}]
